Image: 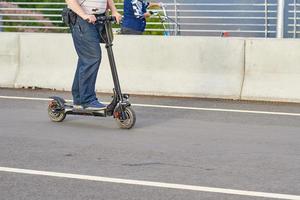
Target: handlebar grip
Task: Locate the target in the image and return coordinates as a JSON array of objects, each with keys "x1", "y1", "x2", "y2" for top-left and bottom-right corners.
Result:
[{"x1": 96, "y1": 15, "x2": 116, "y2": 23}]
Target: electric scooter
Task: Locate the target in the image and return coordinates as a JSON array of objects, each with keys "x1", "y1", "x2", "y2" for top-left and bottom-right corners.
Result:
[{"x1": 48, "y1": 15, "x2": 136, "y2": 129}]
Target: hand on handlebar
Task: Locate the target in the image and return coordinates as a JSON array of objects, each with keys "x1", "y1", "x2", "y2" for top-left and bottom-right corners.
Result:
[
  {"x1": 149, "y1": 11, "x2": 159, "y2": 16},
  {"x1": 112, "y1": 11, "x2": 122, "y2": 24},
  {"x1": 83, "y1": 14, "x2": 97, "y2": 24}
]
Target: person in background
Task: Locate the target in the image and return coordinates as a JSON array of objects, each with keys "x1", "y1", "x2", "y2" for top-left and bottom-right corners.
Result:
[{"x1": 121, "y1": 0, "x2": 161, "y2": 35}]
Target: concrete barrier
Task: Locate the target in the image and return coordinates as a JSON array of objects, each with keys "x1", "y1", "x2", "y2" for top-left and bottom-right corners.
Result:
[
  {"x1": 14, "y1": 33, "x2": 77, "y2": 90},
  {"x1": 4, "y1": 32, "x2": 300, "y2": 103},
  {"x1": 3, "y1": 32, "x2": 300, "y2": 103},
  {"x1": 12, "y1": 33, "x2": 245, "y2": 99},
  {"x1": 0, "y1": 33, "x2": 19, "y2": 87},
  {"x1": 242, "y1": 39, "x2": 300, "y2": 102},
  {"x1": 97, "y1": 36, "x2": 245, "y2": 99}
]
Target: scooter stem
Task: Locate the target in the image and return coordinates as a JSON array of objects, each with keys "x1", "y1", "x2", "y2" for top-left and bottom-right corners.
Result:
[{"x1": 104, "y1": 22, "x2": 124, "y2": 102}]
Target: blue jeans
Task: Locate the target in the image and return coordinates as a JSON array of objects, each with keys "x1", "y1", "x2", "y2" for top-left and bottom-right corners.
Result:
[{"x1": 71, "y1": 17, "x2": 104, "y2": 105}]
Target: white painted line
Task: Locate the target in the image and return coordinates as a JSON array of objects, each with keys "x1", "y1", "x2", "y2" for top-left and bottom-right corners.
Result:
[
  {"x1": 133, "y1": 103, "x2": 300, "y2": 117},
  {"x1": 0, "y1": 167, "x2": 299, "y2": 200},
  {"x1": 0, "y1": 95, "x2": 51, "y2": 101},
  {"x1": 0, "y1": 95, "x2": 300, "y2": 117},
  {"x1": 0, "y1": 95, "x2": 73, "y2": 102}
]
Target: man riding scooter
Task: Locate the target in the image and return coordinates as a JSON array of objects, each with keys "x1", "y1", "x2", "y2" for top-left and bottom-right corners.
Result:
[
  {"x1": 65, "y1": 0, "x2": 122, "y2": 110},
  {"x1": 48, "y1": 0, "x2": 136, "y2": 129}
]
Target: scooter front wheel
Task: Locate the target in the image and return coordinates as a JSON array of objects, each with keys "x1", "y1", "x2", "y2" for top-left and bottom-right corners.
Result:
[
  {"x1": 48, "y1": 100, "x2": 66, "y2": 122},
  {"x1": 115, "y1": 107, "x2": 136, "y2": 129}
]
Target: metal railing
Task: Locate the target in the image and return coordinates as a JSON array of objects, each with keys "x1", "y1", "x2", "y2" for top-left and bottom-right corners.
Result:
[
  {"x1": 287, "y1": 0, "x2": 300, "y2": 38},
  {"x1": 0, "y1": 0, "x2": 282, "y2": 38},
  {"x1": 162, "y1": 0, "x2": 278, "y2": 37}
]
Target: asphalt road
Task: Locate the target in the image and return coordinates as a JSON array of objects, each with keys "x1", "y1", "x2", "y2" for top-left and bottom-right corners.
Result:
[{"x1": 0, "y1": 88, "x2": 299, "y2": 200}]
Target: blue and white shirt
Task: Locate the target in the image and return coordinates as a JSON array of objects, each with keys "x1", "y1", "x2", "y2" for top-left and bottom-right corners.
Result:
[{"x1": 122, "y1": 0, "x2": 150, "y2": 32}]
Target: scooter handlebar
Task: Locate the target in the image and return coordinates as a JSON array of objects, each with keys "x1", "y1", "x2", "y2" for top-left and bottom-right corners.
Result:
[{"x1": 96, "y1": 15, "x2": 116, "y2": 23}]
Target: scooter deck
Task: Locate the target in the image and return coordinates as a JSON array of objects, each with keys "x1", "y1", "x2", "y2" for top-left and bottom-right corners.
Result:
[
  {"x1": 49, "y1": 96, "x2": 107, "y2": 117},
  {"x1": 64, "y1": 103, "x2": 107, "y2": 117}
]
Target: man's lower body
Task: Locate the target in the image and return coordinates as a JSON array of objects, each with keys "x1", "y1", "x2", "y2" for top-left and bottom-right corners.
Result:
[
  {"x1": 71, "y1": 16, "x2": 105, "y2": 110},
  {"x1": 121, "y1": 26, "x2": 143, "y2": 35}
]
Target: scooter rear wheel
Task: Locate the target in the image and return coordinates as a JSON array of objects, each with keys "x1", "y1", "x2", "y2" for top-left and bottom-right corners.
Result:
[
  {"x1": 48, "y1": 100, "x2": 66, "y2": 122},
  {"x1": 115, "y1": 107, "x2": 136, "y2": 129}
]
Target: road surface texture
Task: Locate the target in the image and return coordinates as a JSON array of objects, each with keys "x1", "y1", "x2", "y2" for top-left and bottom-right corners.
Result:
[{"x1": 0, "y1": 88, "x2": 299, "y2": 200}]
